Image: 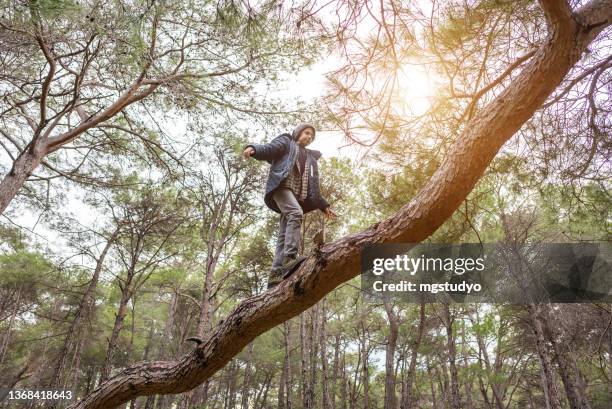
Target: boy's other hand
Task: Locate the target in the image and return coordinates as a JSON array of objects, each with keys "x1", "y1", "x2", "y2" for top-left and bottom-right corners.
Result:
[
  {"x1": 242, "y1": 146, "x2": 255, "y2": 159},
  {"x1": 324, "y1": 207, "x2": 337, "y2": 220}
]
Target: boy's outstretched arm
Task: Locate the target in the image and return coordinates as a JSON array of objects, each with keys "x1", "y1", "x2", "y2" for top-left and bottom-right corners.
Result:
[{"x1": 243, "y1": 134, "x2": 289, "y2": 162}]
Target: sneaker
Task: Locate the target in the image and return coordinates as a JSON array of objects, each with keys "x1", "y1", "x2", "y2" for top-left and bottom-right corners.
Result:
[
  {"x1": 267, "y1": 269, "x2": 283, "y2": 289},
  {"x1": 280, "y1": 255, "x2": 307, "y2": 279}
]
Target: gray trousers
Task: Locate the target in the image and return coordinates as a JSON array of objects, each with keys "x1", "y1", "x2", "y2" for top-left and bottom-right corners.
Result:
[{"x1": 271, "y1": 188, "x2": 304, "y2": 272}]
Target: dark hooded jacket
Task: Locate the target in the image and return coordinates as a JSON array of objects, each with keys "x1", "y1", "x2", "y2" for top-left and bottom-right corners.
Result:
[{"x1": 246, "y1": 124, "x2": 330, "y2": 214}]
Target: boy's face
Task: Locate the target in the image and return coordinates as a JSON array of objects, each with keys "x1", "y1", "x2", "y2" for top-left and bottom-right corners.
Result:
[{"x1": 297, "y1": 128, "x2": 314, "y2": 147}]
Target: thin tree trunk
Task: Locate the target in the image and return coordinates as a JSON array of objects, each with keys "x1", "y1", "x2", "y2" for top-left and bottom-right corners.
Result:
[
  {"x1": 0, "y1": 362, "x2": 29, "y2": 403},
  {"x1": 283, "y1": 320, "x2": 293, "y2": 409},
  {"x1": 426, "y1": 360, "x2": 438, "y2": 409},
  {"x1": 278, "y1": 360, "x2": 286, "y2": 409},
  {"x1": 527, "y1": 304, "x2": 563, "y2": 409},
  {"x1": 260, "y1": 374, "x2": 271, "y2": 408},
  {"x1": 442, "y1": 304, "x2": 461, "y2": 409},
  {"x1": 0, "y1": 285, "x2": 20, "y2": 369},
  {"x1": 240, "y1": 343, "x2": 254, "y2": 409},
  {"x1": 541, "y1": 307, "x2": 592, "y2": 409},
  {"x1": 320, "y1": 300, "x2": 332, "y2": 409},
  {"x1": 401, "y1": 302, "x2": 426, "y2": 409},
  {"x1": 308, "y1": 304, "x2": 319, "y2": 409},
  {"x1": 300, "y1": 312, "x2": 312, "y2": 409},
  {"x1": 461, "y1": 320, "x2": 474, "y2": 409},
  {"x1": 331, "y1": 334, "x2": 341, "y2": 409},
  {"x1": 340, "y1": 353, "x2": 347, "y2": 409},
  {"x1": 361, "y1": 326, "x2": 370, "y2": 409},
  {"x1": 100, "y1": 271, "x2": 134, "y2": 384},
  {"x1": 383, "y1": 300, "x2": 399, "y2": 409},
  {"x1": 474, "y1": 317, "x2": 505, "y2": 409}
]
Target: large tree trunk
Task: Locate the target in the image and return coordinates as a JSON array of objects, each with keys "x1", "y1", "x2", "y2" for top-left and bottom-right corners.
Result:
[{"x1": 68, "y1": 2, "x2": 612, "y2": 407}]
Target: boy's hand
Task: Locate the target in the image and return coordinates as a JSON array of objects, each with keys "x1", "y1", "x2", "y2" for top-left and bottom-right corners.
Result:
[
  {"x1": 323, "y1": 207, "x2": 337, "y2": 220},
  {"x1": 242, "y1": 147, "x2": 255, "y2": 159}
]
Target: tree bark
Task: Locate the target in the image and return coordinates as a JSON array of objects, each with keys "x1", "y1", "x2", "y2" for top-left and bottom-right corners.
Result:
[{"x1": 68, "y1": 2, "x2": 612, "y2": 407}]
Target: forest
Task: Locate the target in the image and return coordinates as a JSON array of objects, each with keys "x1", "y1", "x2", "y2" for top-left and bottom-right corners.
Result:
[{"x1": 0, "y1": 0, "x2": 610, "y2": 408}]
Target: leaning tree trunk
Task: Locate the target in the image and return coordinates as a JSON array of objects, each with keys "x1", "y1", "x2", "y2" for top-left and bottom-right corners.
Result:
[{"x1": 67, "y1": 3, "x2": 612, "y2": 408}]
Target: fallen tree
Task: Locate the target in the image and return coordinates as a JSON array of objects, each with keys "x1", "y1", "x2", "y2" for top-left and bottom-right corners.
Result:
[{"x1": 68, "y1": 1, "x2": 612, "y2": 408}]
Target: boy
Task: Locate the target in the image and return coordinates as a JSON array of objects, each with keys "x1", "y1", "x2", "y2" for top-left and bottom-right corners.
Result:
[{"x1": 243, "y1": 123, "x2": 337, "y2": 288}]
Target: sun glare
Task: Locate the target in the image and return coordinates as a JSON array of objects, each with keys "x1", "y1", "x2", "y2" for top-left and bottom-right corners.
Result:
[{"x1": 397, "y1": 64, "x2": 439, "y2": 116}]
